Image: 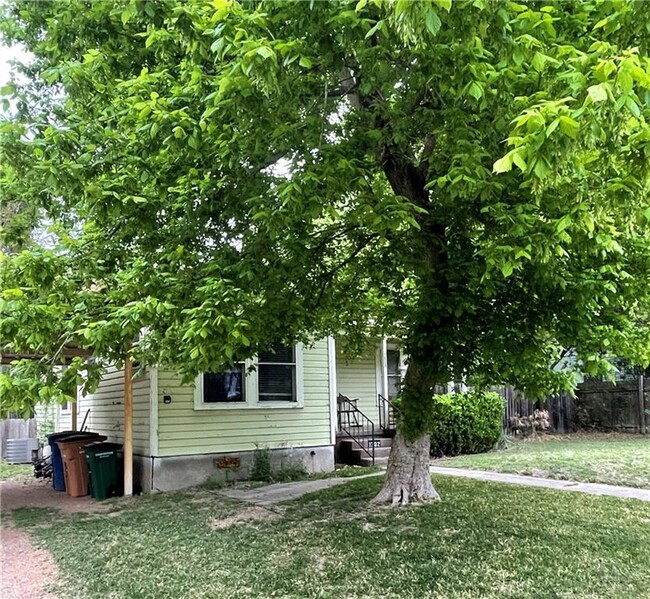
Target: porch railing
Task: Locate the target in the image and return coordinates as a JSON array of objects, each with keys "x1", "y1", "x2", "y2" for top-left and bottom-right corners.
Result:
[
  {"x1": 337, "y1": 394, "x2": 375, "y2": 465},
  {"x1": 378, "y1": 393, "x2": 399, "y2": 434}
]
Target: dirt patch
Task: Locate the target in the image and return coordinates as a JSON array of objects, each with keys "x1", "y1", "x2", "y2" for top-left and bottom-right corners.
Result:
[
  {"x1": 210, "y1": 506, "x2": 280, "y2": 530},
  {"x1": 0, "y1": 525, "x2": 59, "y2": 599},
  {"x1": 1, "y1": 477, "x2": 113, "y2": 516}
]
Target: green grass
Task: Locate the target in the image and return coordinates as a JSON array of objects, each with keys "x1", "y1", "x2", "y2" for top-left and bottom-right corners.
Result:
[
  {"x1": 0, "y1": 460, "x2": 33, "y2": 481},
  {"x1": 435, "y1": 434, "x2": 650, "y2": 488},
  {"x1": 9, "y1": 476, "x2": 650, "y2": 598}
]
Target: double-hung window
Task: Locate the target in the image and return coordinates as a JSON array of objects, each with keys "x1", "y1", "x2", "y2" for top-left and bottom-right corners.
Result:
[
  {"x1": 194, "y1": 342, "x2": 303, "y2": 409},
  {"x1": 257, "y1": 342, "x2": 296, "y2": 402}
]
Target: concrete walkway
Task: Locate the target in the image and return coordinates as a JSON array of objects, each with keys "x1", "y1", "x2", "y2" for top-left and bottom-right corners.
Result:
[
  {"x1": 430, "y1": 466, "x2": 650, "y2": 502},
  {"x1": 219, "y1": 474, "x2": 382, "y2": 506},
  {"x1": 219, "y1": 468, "x2": 650, "y2": 506}
]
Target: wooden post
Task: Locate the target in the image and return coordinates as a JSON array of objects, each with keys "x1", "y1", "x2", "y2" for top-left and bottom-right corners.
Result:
[
  {"x1": 640, "y1": 374, "x2": 646, "y2": 435},
  {"x1": 124, "y1": 353, "x2": 133, "y2": 497},
  {"x1": 71, "y1": 384, "x2": 78, "y2": 431}
]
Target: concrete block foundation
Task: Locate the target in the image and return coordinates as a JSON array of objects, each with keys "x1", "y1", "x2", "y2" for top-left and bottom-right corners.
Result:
[{"x1": 150, "y1": 445, "x2": 335, "y2": 492}]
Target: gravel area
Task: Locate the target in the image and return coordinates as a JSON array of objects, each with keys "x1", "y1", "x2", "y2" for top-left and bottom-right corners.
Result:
[
  {"x1": 1, "y1": 477, "x2": 113, "y2": 599},
  {"x1": 0, "y1": 525, "x2": 58, "y2": 599},
  {"x1": 1, "y1": 477, "x2": 111, "y2": 515}
]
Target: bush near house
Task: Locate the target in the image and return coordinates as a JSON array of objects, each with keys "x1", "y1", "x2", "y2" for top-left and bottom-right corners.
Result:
[{"x1": 430, "y1": 391, "x2": 504, "y2": 457}]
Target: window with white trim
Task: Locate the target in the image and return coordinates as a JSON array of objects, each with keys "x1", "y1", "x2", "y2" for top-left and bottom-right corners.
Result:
[
  {"x1": 258, "y1": 342, "x2": 296, "y2": 402},
  {"x1": 202, "y1": 364, "x2": 245, "y2": 403},
  {"x1": 194, "y1": 342, "x2": 303, "y2": 409}
]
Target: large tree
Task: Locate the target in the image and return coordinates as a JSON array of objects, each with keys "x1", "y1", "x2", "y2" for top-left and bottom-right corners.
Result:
[{"x1": 1, "y1": 0, "x2": 649, "y2": 504}]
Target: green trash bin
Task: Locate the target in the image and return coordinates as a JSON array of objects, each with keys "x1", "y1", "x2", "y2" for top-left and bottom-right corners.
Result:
[{"x1": 84, "y1": 442, "x2": 123, "y2": 500}]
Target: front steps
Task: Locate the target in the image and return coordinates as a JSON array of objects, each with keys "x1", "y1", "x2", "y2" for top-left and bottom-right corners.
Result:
[{"x1": 336, "y1": 434, "x2": 393, "y2": 468}]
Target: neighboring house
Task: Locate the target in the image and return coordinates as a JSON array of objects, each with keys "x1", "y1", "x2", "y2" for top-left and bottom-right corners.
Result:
[
  {"x1": 37, "y1": 337, "x2": 403, "y2": 492},
  {"x1": 35, "y1": 401, "x2": 74, "y2": 439}
]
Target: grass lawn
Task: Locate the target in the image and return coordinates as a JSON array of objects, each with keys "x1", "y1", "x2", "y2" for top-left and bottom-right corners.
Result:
[
  {"x1": 434, "y1": 433, "x2": 650, "y2": 489},
  {"x1": 8, "y1": 475, "x2": 650, "y2": 599},
  {"x1": 0, "y1": 460, "x2": 33, "y2": 481}
]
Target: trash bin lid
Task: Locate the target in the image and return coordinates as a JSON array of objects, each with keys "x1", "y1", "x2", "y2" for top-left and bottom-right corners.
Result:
[
  {"x1": 48, "y1": 431, "x2": 104, "y2": 443},
  {"x1": 47, "y1": 431, "x2": 78, "y2": 443},
  {"x1": 56, "y1": 435, "x2": 107, "y2": 449},
  {"x1": 84, "y1": 442, "x2": 123, "y2": 454}
]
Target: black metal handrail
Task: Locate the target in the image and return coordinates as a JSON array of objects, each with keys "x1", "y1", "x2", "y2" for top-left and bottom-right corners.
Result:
[
  {"x1": 337, "y1": 393, "x2": 375, "y2": 465},
  {"x1": 378, "y1": 393, "x2": 399, "y2": 433}
]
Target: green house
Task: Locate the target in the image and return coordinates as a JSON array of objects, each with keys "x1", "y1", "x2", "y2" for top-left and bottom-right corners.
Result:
[{"x1": 37, "y1": 337, "x2": 403, "y2": 492}]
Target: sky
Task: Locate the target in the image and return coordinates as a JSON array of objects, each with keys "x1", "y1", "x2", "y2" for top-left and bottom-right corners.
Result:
[{"x1": 0, "y1": 43, "x2": 29, "y2": 88}]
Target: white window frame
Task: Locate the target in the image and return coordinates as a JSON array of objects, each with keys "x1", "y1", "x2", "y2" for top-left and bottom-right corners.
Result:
[
  {"x1": 384, "y1": 341, "x2": 406, "y2": 399},
  {"x1": 194, "y1": 343, "x2": 304, "y2": 410}
]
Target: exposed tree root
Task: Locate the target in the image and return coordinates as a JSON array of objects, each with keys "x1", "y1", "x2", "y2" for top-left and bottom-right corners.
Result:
[{"x1": 372, "y1": 430, "x2": 440, "y2": 506}]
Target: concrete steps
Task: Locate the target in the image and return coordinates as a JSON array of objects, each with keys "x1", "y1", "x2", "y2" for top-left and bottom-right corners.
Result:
[{"x1": 335, "y1": 435, "x2": 393, "y2": 468}]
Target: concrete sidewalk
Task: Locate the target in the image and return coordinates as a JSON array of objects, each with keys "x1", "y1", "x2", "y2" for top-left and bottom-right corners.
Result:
[
  {"x1": 219, "y1": 468, "x2": 650, "y2": 506},
  {"x1": 219, "y1": 473, "x2": 383, "y2": 506},
  {"x1": 430, "y1": 466, "x2": 650, "y2": 502}
]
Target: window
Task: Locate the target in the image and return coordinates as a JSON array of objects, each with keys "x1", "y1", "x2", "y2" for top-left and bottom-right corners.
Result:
[
  {"x1": 194, "y1": 343, "x2": 303, "y2": 410},
  {"x1": 386, "y1": 349, "x2": 402, "y2": 400},
  {"x1": 258, "y1": 343, "x2": 296, "y2": 402},
  {"x1": 203, "y1": 364, "x2": 245, "y2": 403}
]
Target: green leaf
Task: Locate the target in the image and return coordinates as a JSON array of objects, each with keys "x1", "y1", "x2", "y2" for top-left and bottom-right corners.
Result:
[
  {"x1": 365, "y1": 20, "x2": 383, "y2": 39},
  {"x1": 558, "y1": 116, "x2": 579, "y2": 138},
  {"x1": 493, "y1": 153, "x2": 513, "y2": 174},
  {"x1": 512, "y1": 151, "x2": 527, "y2": 172},
  {"x1": 587, "y1": 84, "x2": 608, "y2": 103},
  {"x1": 468, "y1": 81, "x2": 483, "y2": 101},
  {"x1": 532, "y1": 52, "x2": 547, "y2": 73},
  {"x1": 298, "y1": 56, "x2": 312, "y2": 68},
  {"x1": 433, "y1": 0, "x2": 452, "y2": 11},
  {"x1": 501, "y1": 262, "x2": 514, "y2": 278},
  {"x1": 556, "y1": 215, "x2": 572, "y2": 233},
  {"x1": 425, "y1": 10, "x2": 442, "y2": 36}
]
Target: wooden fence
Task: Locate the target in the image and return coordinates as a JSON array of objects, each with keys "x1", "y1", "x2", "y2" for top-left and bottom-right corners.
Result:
[
  {"x1": 0, "y1": 418, "x2": 38, "y2": 459},
  {"x1": 575, "y1": 376, "x2": 648, "y2": 433},
  {"x1": 497, "y1": 374, "x2": 648, "y2": 434},
  {"x1": 496, "y1": 386, "x2": 576, "y2": 434}
]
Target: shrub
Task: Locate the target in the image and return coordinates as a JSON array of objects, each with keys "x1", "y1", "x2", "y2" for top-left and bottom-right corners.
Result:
[
  {"x1": 250, "y1": 446, "x2": 273, "y2": 482},
  {"x1": 430, "y1": 391, "x2": 504, "y2": 457},
  {"x1": 250, "y1": 446, "x2": 308, "y2": 483}
]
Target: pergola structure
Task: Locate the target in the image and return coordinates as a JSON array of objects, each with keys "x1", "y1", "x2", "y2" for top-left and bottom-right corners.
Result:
[{"x1": 1, "y1": 346, "x2": 135, "y2": 496}]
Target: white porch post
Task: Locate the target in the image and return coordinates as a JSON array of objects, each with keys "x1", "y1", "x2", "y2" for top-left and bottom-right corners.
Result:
[
  {"x1": 380, "y1": 338, "x2": 389, "y2": 426},
  {"x1": 381, "y1": 337, "x2": 389, "y2": 399},
  {"x1": 327, "y1": 337, "x2": 338, "y2": 444}
]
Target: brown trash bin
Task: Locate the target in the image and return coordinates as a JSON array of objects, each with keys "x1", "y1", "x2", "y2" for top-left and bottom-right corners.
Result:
[{"x1": 57, "y1": 436, "x2": 107, "y2": 497}]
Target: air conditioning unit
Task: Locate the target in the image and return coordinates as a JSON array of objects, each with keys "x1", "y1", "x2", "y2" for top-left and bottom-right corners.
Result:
[{"x1": 4, "y1": 438, "x2": 39, "y2": 464}]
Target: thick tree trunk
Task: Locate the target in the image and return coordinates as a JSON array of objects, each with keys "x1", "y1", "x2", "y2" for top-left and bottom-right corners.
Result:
[{"x1": 372, "y1": 430, "x2": 439, "y2": 506}]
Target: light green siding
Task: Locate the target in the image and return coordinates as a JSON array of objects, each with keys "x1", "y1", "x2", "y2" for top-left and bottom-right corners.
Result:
[
  {"x1": 336, "y1": 344, "x2": 379, "y2": 423},
  {"x1": 156, "y1": 339, "x2": 332, "y2": 456},
  {"x1": 78, "y1": 367, "x2": 151, "y2": 455}
]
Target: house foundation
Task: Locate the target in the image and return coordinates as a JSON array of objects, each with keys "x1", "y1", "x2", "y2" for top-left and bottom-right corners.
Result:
[{"x1": 149, "y1": 445, "x2": 335, "y2": 492}]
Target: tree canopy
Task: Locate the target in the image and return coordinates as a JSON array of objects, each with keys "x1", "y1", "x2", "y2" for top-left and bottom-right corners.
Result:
[{"x1": 1, "y1": 0, "x2": 649, "y2": 424}]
